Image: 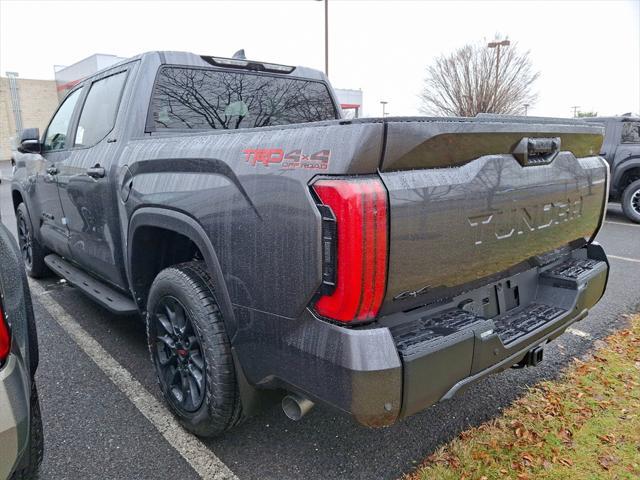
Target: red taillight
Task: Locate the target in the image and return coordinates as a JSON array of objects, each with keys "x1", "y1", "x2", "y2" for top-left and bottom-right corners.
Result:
[
  {"x1": 0, "y1": 302, "x2": 10, "y2": 362},
  {"x1": 312, "y1": 177, "x2": 388, "y2": 323}
]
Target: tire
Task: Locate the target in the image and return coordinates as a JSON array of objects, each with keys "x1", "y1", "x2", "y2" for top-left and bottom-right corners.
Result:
[
  {"x1": 16, "y1": 203, "x2": 50, "y2": 278},
  {"x1": 146, "y1": 261, "x2": 241, "y2": 437},
  {"x1": 621, "y1": 179, "x2": 640, "y2": 224},
  {"x1": 10, "y1": 384, "x2": 44, "y2": 480}
]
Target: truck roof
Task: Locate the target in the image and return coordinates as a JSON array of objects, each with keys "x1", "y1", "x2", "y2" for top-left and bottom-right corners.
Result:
[
  {"x1": 94, "y1": 50, "x2": 327, "y2": 82},
  {"x1": 581, "y1": 115, "x2": 640, "y2": 123}
]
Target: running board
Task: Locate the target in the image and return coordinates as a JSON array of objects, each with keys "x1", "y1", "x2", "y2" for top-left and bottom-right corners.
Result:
[{"x1": 44, "y1": 254, "x2": 138, "y2": 315}]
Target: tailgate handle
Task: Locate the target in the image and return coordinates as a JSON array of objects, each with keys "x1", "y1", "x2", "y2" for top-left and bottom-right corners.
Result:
[{"x1": 513, "y1": 137, "x2": 561, "y2": 166}]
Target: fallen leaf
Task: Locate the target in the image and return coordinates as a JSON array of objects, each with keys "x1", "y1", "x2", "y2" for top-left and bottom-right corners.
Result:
[
  {"x1": 522, "y1": 453, "x2": 535, "y2": 465},
  {"x1": 598, "y1": 455, "x2": 619, "y2": 470}
]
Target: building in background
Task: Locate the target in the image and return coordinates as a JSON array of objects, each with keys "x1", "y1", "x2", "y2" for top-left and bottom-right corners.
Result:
[
  {"x1": 0, "y1": 74, "x2": 57, "y2": 161},
  {"x1": 54, "y1": 53, "x2": 125, "y2": 100},
  {"x1": 335, "y1": 88, "x2": 363, "y2": 118}
]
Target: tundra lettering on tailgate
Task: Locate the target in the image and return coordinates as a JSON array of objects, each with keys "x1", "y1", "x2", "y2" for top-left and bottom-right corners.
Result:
[{"x1": 468, "y1": 196, "x2": 583, "y2": 246}]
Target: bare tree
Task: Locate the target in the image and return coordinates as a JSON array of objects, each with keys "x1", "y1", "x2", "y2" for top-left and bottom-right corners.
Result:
[{"x1": 419, "y1": 37, "x2": 539, "y2": 117}]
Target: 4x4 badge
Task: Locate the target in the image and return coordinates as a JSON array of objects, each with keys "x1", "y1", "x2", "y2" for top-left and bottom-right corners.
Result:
[{"x1": 243, "y1": 148, "x2": 330, "y2": 170}]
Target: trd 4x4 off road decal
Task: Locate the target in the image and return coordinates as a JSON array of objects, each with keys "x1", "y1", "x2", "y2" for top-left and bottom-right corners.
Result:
[{"x1": 243, "y1": 149, "x2": 331, "y2": 170}]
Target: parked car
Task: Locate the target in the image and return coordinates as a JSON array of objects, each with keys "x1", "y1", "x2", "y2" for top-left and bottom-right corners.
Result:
[
  {"x1": 11, "y1": 51, "x2": 609, "y2": 437},
  {"x1": 0, "y1": 220, "x2": 43, "y2": 479},
  {"x1": 582, "y1": 115, "x2": 640, "y2": 222}
]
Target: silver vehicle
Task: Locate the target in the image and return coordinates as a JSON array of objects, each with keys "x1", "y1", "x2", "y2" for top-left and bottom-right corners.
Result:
[{"x1": 0, "y1": 221, "x2": 43, "y2": 479}]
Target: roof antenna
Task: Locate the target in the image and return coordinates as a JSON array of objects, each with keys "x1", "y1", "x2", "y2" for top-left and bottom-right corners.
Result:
[{"x1": 232, "y1": 49, "x2": 246, "y2": 60}]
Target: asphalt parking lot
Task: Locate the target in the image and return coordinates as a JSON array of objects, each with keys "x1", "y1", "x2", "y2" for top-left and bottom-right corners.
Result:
[{"x1": 1, "y1": 161, "x2": 639, "y2": 480}]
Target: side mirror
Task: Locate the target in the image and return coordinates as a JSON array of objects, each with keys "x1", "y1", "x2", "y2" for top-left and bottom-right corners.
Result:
[{"x1": 18, "y1": 128, "x2": 41, "y2": 154}]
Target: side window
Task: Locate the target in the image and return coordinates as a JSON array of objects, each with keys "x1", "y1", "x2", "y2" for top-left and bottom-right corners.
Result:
[
  {"x1": 43, "y1": 89, "x2": 82, "y2": 151},
  {"x1": 74, "y1": 71, "x2": 127, "y2": 147},
  {"x1": 621, "y1": 122, "x2": 640, "y2": 143}
]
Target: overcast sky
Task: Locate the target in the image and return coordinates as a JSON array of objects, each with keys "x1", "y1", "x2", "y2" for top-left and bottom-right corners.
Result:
[{"x1": 1, "y1": 0, "x2": 638, "y2": 117}]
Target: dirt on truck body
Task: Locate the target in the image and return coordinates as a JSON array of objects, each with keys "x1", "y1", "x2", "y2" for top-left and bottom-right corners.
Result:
[{"x1": 11, "y1": 51, "x2": 609, "y2": 436}]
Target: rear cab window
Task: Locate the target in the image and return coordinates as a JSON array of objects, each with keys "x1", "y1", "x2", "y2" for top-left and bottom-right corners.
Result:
[
  {"x1": 621, "y1": 122, "x2": 640, "y2": 143},
  {"x1": 148, "y1": 66, "x2": 337, "y2": 131}
]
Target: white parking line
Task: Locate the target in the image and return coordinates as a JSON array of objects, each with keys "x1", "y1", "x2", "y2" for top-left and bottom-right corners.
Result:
[
  {"x1": 605, "y1": 220, "x2": 640, "y2": 228},
  {"x1": 29, "y1": 280, "x2": 238, "y2": 480},
  {"x1": 608, "y1": 254, "x2": 640, "y2": 264}
]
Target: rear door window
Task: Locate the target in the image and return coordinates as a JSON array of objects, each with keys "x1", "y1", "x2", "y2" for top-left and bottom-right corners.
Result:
[
  {"x1": 149, "y1": 67, "x2": 337, "y2": 130},
  {"x1": 74, "y1": 71, "x2": 128, "y2": 147}
]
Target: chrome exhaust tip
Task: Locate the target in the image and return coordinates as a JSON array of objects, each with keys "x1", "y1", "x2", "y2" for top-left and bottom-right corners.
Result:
[{"x1": 282, "y1": 393, "x2": 315, "y2": 421}]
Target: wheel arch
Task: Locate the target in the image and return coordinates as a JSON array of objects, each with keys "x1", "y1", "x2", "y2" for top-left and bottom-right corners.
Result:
[
  {"x1": 11, "y1": 187, "x2": 25, "y2": 212},
  {"x1": 128, "y1": 207, "x2": 238, "y2": 339},
  {"x1": 12, "y1": 188, "x2": 43, "y2": 246},
  {"x1": 611, "y1": 156, "x2": 640, "y2": 195}
]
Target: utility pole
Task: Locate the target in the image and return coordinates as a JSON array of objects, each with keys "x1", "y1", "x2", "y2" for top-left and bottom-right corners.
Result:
[
  {"x1": 315, "y1": 0, "x2": 329, "y2": 76},
  {"x1": 523, "y1": 103, "x2": 529, "y2": 116},
  {"x1": 324, "y1": 0, "x2": 328, "y2": 76},
  {"x1": 487, "y1": 39, "x2": 510, "y2": 107},
  {"x1": 380, "y1": 101, "x2": 388, "y2": 117},
  {"x1": 572, "y1": 106, "x2": 580, "y2": 118}
]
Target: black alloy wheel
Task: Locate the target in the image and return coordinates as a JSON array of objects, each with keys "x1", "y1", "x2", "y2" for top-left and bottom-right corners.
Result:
[
  {"x1": 146, "y1": 262, "x2": 241, "y2": 436},
  {"x1": 17, "y1": 213, "x2": 33, "y2": 270},
  {"x1": 150, "y1": 296, "x2": 206, "y2": 413},
  {"x1": 15, "y1": 203, "x2": 49, "y2": 278},
  {"x1": 622, "y1": 179, "x2": 640, "y2": 224},
  {"x1": 632, "y1": 189, "x2": 640, "y2": 215}
]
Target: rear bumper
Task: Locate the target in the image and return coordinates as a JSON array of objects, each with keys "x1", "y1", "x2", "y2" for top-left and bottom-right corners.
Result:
[
  {"x1": 0, "y1": 354, "x2": 30, "y2": 480},
  {"x1": 395, "y1": 244, "x2": 608, "y2": 419},
  {"x1": 237, "y1": 244, "x2": 608, "y2": 427}
]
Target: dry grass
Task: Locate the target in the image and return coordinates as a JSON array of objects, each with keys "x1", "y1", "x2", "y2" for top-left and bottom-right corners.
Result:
[{"x1": 404, "y1": 314, "x2": 640, "y2": 480}]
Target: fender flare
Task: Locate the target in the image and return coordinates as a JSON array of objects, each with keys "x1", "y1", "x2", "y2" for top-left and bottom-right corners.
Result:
[
  {"x1": 612, "y1": 156, "x2": 640, "y2": 193},
  {"x1": 10, "y1": 185, "x2": 25, "y2": 212},
  {"x1": 10, "y1": 185, "x2": 41, "y2": 241},
  {"x1": 127, "y1": 207, "x2": 238, "y2": 340}
]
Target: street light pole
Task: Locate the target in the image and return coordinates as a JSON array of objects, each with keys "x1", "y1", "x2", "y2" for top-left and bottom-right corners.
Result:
[
  {"x1": 380, "y1": 101, "x2": 388, "y2": 117},
  {"x1": 315, "y1": 0, "x2": 328, "y2": 76},
  {"x1": 487, "y1": 39, "x2": 510, "y2": 107},
  {"x1": 324, "y1": 0, "x2": 328, "y2": 77},
  {"x1": 523, "y1": 103, "x2": 529, "y2": 116}
]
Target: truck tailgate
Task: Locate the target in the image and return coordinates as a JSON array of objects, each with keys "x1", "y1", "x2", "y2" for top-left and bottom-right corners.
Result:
[{"x1": 378, "y1": 118, "x2": 607, "y2": 311}]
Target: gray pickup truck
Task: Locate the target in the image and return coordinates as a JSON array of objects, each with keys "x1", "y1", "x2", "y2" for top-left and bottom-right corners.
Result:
[
  {"x1": 583, "y1": 116, "x2": 640, "y2": 222},
  {"x1": 11, "y1": 51, "x2": 609, "y2": 437}
]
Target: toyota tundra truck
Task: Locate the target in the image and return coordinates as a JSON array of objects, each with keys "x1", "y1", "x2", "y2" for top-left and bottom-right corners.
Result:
[{"x1": 11, "y1": 51, "x2": 609, "y2": 436}]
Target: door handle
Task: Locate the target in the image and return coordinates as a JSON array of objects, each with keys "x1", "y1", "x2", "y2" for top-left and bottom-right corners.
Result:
[
  {"x1": 87, "y1": 166, "x2": 106, "y2": 179},
  {"x1": 46, "y1": 166, "x2": 58, "y2": 175}
]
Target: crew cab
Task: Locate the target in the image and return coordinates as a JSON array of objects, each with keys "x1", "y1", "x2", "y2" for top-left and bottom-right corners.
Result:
[
  {"x1": 12, "y1": 51, "x2": 610, "y2": 436},
  {"x1": 583, "y1": 115, "x2": 640, "y2": 222}
]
